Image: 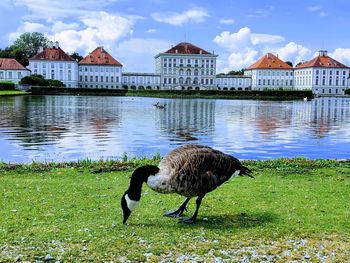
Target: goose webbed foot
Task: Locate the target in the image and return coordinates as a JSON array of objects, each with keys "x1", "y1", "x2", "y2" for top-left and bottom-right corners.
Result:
[
  {"x1": 163, "y1": 197, "x2": 190, "y2": 218},
  {"x1": 163, "y1": 208, "x2": 186, "y2": 218}
]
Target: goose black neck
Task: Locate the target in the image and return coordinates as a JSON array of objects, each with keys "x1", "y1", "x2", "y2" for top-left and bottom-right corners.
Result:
[{"x1": 127, "y1": 165, "x2": 159, "y2": 201}]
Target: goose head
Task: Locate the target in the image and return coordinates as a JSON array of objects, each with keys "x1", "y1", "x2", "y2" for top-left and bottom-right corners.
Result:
[{"x1": 121, "y1": 165, "x2": 159, "y2": 224}]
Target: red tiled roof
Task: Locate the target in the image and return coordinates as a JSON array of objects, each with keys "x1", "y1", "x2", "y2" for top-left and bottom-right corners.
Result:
[
  {"x1": 0, "y1": 58, "x2": 27, "y2": 70},
  {"x1": 246, "y1": 53, "x2": 292, "y2": 70},
  {"x1": 30, "y1": 47, "x2": 74, "y2": 61},
  {"x1": 164, "y1": 42, "x2": 212, "y2": 55},
  {"x1": 79, "y1": 47, "x2": 122, "y2": 66},
  {"x1": 296, "y1": 53, "x2": 348, "y2": 69}
]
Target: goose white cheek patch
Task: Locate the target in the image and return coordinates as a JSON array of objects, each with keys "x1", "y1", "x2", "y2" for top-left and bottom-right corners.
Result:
[{"x1": 125, "y1": 194, "x2": 139, "y2": 212}]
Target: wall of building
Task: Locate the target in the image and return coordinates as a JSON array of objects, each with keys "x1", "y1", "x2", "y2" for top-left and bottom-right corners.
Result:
[
  {"x1": 215, "y1": 76, "x2": 251, "y2": 90},
  {"x1": 245, "y1": 69, "x2": 294, "y2": 90},
  {"x1": 294, "y1": 68, "x2": 349, "y2": 95},
  {"x1": 122, "y1": 73, "x2": 161, "y2": 90},
  {"x1": 78, "y1": 65, "x2": 122, "y2": 89},
  {"x1": 28, "y1": 60, "x2": 78, "y2": 87},
  {"x1": 155, "y1": 54, "x2": 217, "y2": 90},
  {"x1": 0, "y1": 69, "x2": 30, "y2": 84}
]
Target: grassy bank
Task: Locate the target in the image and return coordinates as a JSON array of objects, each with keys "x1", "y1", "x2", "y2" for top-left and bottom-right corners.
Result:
[
  {"x1": 1, "y1": 158, "x2": 349, "y2": 262},
  {"x1": 0, "y1": 90, "x2": 29, "y2": 96},
  {"x1": 126, "y1": 90, "x2": 313, "y2": 100},
  {"x1": 30, "y1": 87, "x2": 313, "y2": 100}
]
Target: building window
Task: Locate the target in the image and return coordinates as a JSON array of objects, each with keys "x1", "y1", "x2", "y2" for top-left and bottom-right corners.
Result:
[
  {"x1": 90, "y1": 76, "x2": 93, "y2": 82},
  {"x1": 51, "y1": 63, "x2": 54, "y2": 68},
  {"x1": 106, "y1": 76, "x2": 109, "y2": 82},
  {"x1": 85, "y1": 67, "x2": 87, "y2": 71},
  {"x1": 80, "y1": 76, "x2": 83, "y2": 82},
  {"x1": 111, "y1": 76, "x2": 114, "y2": 82},
  {"x1": 18, "y1": 72, "x2": 22, "y2": 79},
  {"x1": 116, "y1": 77, "x2": 119, "y2": 82},
  {"x1": 59, "y1": 70, "x2": 63, "y2": 80},
  {"x1": 51, "y1": 70, "x2": 55, "y2": 79},
  {"x1": 101, "y1": 76, "x2": 103, "y2": 82},
  {"x1": 95, "y1": 76, "x2": 98, "y2": 82},
  {"x1": 85, "y1": 76, "x2": 88, "y2": 81}
]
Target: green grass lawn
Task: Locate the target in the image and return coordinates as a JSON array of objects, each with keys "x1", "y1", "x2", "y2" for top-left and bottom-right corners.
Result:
[
  {"x1": 0, "y1": 90, "x2": 29, "y2": 96},
  {"x1": 0, "y1": 159, "x2": 349, "y2": 262}
]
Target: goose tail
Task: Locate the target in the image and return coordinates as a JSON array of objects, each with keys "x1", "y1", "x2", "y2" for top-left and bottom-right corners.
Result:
[{"x1": 238, "y1": 163, "x2": 254, "y2": 178}]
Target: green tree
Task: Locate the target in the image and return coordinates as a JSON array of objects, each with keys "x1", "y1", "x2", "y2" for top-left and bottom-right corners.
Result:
[
  {"x1": 70, "y1": 52, "x2": 83, "y2": 62},
  {"x1": 19, "y1": 74, "x2": 65, "y2": 87},
  {"x1": 12, "y1": 32, "x2": 49, "y2": 65},
  {"x1": 227, "y1": 69, "x2": 244, "y2": 75},
  {"x1": 285, "y1": 61, "x2": 293, "y2": 67}
]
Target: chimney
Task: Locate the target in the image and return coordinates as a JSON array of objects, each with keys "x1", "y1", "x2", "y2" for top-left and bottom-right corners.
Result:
[
  {"x1": 38, "y1": 46, "x2": 44, "y2": 53},
  {"x1": 175, "y1": 49, "x2": 178, "y2": 53},
  {"x1": 200, "y1": 50, "x2": 202, "y2": 54},
  {"x1": 319, "y1": 50, "x2": 328, "y2": 57},
  {"x1": 55, "y1": 41, "x2": 59, "y2": 48}
]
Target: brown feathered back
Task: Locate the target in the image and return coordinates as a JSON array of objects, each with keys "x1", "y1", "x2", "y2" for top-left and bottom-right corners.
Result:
[{"x1": 158, "y1": 145, "x2": 252, "y2": 197}]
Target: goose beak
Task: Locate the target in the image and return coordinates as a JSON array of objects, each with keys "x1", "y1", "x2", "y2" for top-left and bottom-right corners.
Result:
[{"x1": 121, "y1": 194, "x2": 131, "y2": 224}]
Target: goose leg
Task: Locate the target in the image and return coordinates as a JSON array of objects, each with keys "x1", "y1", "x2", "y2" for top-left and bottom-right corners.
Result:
[
  {"x1": 163, "y1": 197, "x2": 191, "y2": 218},
  {"x1": 178, "y1": 196, "x2": 203, "y2": 224}
]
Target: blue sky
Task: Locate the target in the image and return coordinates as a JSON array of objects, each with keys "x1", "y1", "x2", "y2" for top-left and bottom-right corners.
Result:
[{"x1": 1, "y1": 0, "x2": 350, "y2": 72}]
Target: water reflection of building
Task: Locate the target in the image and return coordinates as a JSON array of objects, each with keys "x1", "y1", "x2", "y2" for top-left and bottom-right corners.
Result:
[
  {"x1": 157, "y1": 99, "x2": 215, "y2": 141},
  {"x1": 0, "y1": 96, "x2": 122, "y2": 145}
]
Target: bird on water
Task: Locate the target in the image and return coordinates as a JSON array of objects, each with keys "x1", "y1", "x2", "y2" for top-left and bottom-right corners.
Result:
[{"x1": 121, "y1": 144, "x2": 253, "y2": 224}]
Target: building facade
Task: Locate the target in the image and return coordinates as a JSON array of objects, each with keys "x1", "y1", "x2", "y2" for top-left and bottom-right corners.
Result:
[
  {"x1": 294, "y1": 50, "x2": 349, "y2": 95},
  {"x1": 245, "y1": 53, "x2": 294, "y2": 90},
  {"x1": 28, "y1": 41, "x2": 78, "y2": 87},
  {"x1": 155, "y1": 42, "x2": 218, "y2": 90},
  {"x1": 78, "y1": 47, "x2": 122, "y2": 89},
  {"x1": 216, "y1": 75, "x2": 251, "y2": 90},
  {"x1": 0, "y1": 58, "x2": 30, "y2": 84},
  {"x1": 122, "y1": 73, "x2": 161, "y2": 90}
]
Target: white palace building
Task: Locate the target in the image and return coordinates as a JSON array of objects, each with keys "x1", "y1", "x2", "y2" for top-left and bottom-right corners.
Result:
[{"x1": 6, "y1": 41, "x2": 348, "y2": 96}]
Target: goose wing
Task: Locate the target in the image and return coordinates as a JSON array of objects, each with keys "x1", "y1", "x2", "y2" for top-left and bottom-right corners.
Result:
[{"x1": 159, "y1": 145, "x2": 252, "y2": 197}]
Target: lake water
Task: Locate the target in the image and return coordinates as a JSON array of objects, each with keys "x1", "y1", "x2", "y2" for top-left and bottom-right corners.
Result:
[{"x1": 0, "y1": 95, "x2": 349, "y2": 163}]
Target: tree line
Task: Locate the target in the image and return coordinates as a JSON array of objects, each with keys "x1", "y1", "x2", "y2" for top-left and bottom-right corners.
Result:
[{"x1": 0, "y1": 32, "x2": 83, "y2": 67}]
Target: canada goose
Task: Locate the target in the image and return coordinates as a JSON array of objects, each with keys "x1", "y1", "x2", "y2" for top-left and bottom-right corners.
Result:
[
  {"x1": 153, "y1": 102, "x2": 166, "y2": 109},
  {"x1": 121, "y1": 145, "x2": 253, "y2": 224}
]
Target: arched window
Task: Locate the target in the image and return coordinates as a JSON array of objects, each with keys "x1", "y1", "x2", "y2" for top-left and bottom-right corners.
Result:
[
  {"x1": 186, "y1": 69, "x2": 191, "y2": 76},
  {"x1": 179, "y1": 69, "x2": 184, "y2": 76},
  {"x1": 186, "y1": 77, "x2": 191, "y2": 84},
  {"x1": 194, "y1": 69, "x2": 199, "y2": 76},
  {"x1": 179, "y1": 77, "x2": 184, "y2": 84}
]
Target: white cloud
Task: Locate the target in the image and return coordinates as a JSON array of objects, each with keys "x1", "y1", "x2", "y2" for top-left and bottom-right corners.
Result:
[
  {"x1": 51, "y1": 21, "x2": 80, "y2": 33},
  {"x1": 145, "y1": 29, "x2": 157, "y2": 34},
  {"x1": 12, "y1": 0, "x2": 118, "y2": 19},
  {"x1": 151, "y1": 7, "x2": 209, "y2": 26},
  {"x1": 248, "y1": 6, "x2": 274, "y2": 18},
  {"x1": 115, "y1": 38, "x2": 172, "y2": 72},
  {"x1": 251, "y1": 33, "x2": 285, "y2": 45},
  {"x1": 213, "y1": 27, "x2": 284, "y2": 50},
  {"x1": 51, "y1": 11, "x2": 134, "y2": 53},
  {"x1": 8, "y1": 22, "x2": 48, "y2": 41},
  {"x1": 219, "y1": 19, "x2": 235, "y2": 25},
  {"x1": 274, "y1": 42, "x2": 311, "y2": 64},
  {"x1": 228, "y1": 49, "x2": 259, "y2": 69},
  {"x1": 213, "y1": 27, "x2": 252, "y2": 50},
  {"x1": 307, "y1": 5, "x2": 327, "y2": 17},
  {"x1": 213, "y1": 27, "x2": 310, "y2": 70},
  {"x1": 329, "y1": 48, "x2": 350, "y2": 65},
  {"x1": 307, "y1": 5, "x2": 321, "y2": 12}
]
